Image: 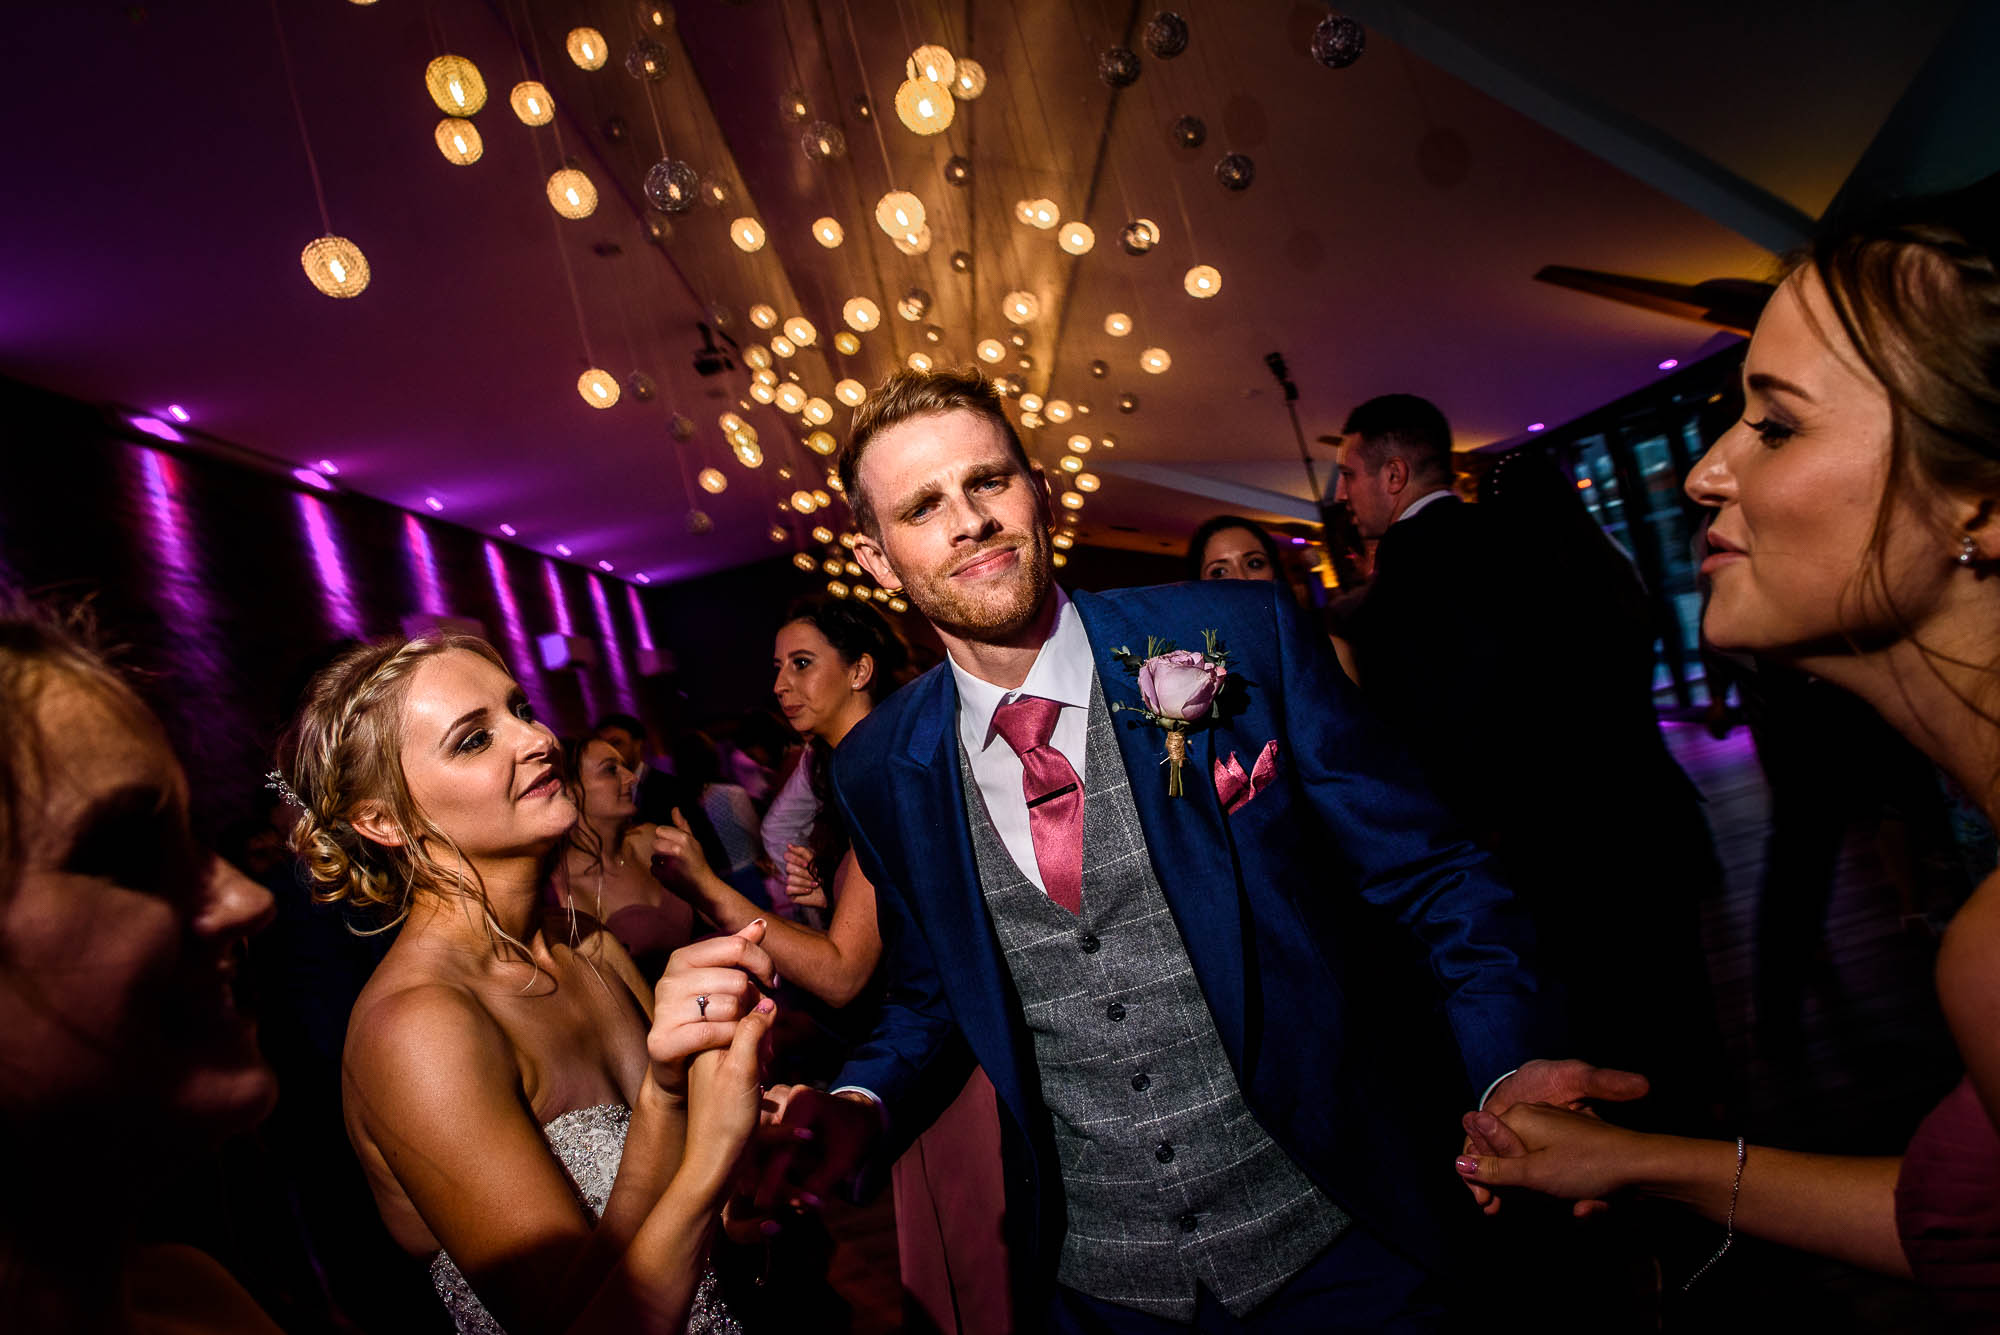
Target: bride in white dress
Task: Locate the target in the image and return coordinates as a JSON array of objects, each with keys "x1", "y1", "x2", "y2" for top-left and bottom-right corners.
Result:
[{"x1": 283, "y1": 635, "x2": 773, "y2": 1334}]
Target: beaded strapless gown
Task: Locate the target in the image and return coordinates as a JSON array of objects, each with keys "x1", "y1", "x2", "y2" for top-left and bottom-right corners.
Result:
[{"x1": 428, "y1": 1104, "x2": 740, "y2": 1335}]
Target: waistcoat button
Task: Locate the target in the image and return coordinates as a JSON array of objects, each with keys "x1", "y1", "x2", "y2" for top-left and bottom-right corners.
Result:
[
  {"x1": 1131, "y1": 1072, "x2": 1151, "y2": 1092},
  {"x1": 1106, "y1": 1002, "x2": 1126, "y2": 1022},
  {"x1": 1178, "y1": 1212, "x2": 1198, "y2": 1233},
  {"x1": 1079, "y1": 933, "x2": 1100, "y2": 954},
  {"x1": 1155, "y1": 1142, "x2": 1175, "y2": 1164}
]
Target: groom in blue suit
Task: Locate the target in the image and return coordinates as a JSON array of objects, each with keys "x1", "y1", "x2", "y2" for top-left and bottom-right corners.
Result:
[{"x1": 765, "y1": 369, "x2": 1624, "y2": 1331}]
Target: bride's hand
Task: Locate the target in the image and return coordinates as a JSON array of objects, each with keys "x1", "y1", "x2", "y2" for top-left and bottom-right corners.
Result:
[
  {"x1": 646, "y1": 919, "x2": 774, "y2": 1098},
  {"x1": 1455, "y1": 1102, "x2": 1652, "y2": 1209},
  {"x1": 681, "y1": 996, "x2": 776, "y2": 1199},
  {"x1": 650, "y1": 809, "x2": 713, "y2": 900}
]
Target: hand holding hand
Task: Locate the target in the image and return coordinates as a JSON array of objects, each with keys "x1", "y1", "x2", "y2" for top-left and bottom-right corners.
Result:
[
  {"x1": 649, "y1": 809, "x2": 714, "y2": 898},
  {"x1": 680, "y1": 995, "x2": 777, "y2": 1198},
  {"x1": 1461, "y1": 1059, "x2": 1649, "y2": 1216},
  {"x1": 1455, "y1": 1102, "x2": 1652, "y2": 1209},
  {"x1": 782, "y1": 845, "x2": 827, "y2": 910},
  {"x1": 744, "y1": 1085, "x2": 881, "y2": 1216},
  {"x1": 646, "y1": 919, "x2": 776, "y2": 1097}
]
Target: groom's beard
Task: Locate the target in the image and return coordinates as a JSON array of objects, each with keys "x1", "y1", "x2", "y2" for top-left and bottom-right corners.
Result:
[{"x1": 900, "y1": 525, "x2": 1053, "y2": 646}]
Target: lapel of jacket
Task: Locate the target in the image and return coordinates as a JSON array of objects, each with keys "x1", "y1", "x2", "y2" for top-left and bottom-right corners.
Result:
[
  {"x1": 888, "y1": 665, "x2": 1032, "y2": 1122},
  {"x1": 1071, "y1": 589, "x2": 1249, "y2": 1070}
]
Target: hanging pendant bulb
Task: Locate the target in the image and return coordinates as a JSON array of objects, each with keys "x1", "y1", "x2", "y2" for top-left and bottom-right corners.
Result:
[
  {"x1": 954, "y1": 58, "x2": 987, "y2": 99},
  {"x1": 783, "y1": 316, "x2": 817, "y2": 346},
  {"x1": 834, "y1": 331, "x2": 860, "y2": 354},
  {"x1": 1058, "y1": 221, "x2": 1095, "y2": 254},
  {"x1": 906, "y1": 45, "x2": 957, "y2": 86},
  {"x1": 749, "y1": 304, "x2": 777, "y2": 330},
  {"x1": 899, "y1": 288, "x2": 932, "y2": 321},
  {"x1": 977, "y1": 338, "x2": 1006, "y2": 363},
  {"x1": 1103, "y1": 311, "x2": 1132, "y2": 336},
  {"x1": 731, "y1": 217, "x2": 766, "y2": 251},
  {"x1": 835, "y1": 379, "x2": 866, "y2": 406},
  {"x1": 774, "y1": 383, "x2": 807, "y2": 413},
  {"x1": 1141, "y1": 347, "x2": 1172, "y2": 374},
  {"x1": 875, "y1": 191, "x2": 926, "y2": 236},
  {"x1": 697, "y1": 468, "x2": 727, "y2": 494},
  {"x1": 547, "y1": 168, "x2": 598, "y2": 218},
  {"x1": 626, "y1": 40, "x2": 669, "y2": 80},
  {"x1": 802, "y1": 120, "x2": 846, "y2": 161},
  {"x1": 843, "y1": 297, "x2": 880, "y2": 332},
  {"x1": 813, "y1": 217, "x2": 844, "y2": 247},
  {"x1": 893, "y1": 225, "x2": 933, "y2": 255},
  {"x1": 567, "y1": 28, "x2": 608, "y2": 70},
  {"x1": 894, "y1": 78, "x2": 955, "y2": 135},
  {"x1": 644, "y1": 159, "x2": 699, "y2": 213},
  {"x1": 577, "y1": 368, "x2": 621, "y2": 408},
  {"x1": 1184, "y1": 264, "x2": 1222, "y2": 297},
  {"x1": 300, "y1": 236, "x2": 370, "y2": 298},
  {"x1": 1003, "y1": 290, "x2": 1040, "y2": 324},
  {"x1": 424, "y1": 55, "x2": 487, "y2": 116},
  {"x1": 907, "y1": 351, "x2": 934, "y2": 372},
  {"x1": 510, "y1": 81, "x2": 554, "y2": 125},
  {"x1": 803, "y1": 397, "x2": 833, "y2": 425},
  {"x1": 434, "y1": 118, "x2": 482, "y2": 165},
  {"x1": 807, "y1": 429, "x2": 839, "y2": 454}
]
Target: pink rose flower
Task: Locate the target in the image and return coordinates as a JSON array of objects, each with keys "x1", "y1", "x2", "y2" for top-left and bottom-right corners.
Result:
[{"x1": 1137, "y1": 649, "x2": 1225, "y2": 722}]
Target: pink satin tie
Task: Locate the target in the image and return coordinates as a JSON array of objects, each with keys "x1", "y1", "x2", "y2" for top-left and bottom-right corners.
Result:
[{"x1": 991, "y1": 694, "x2": 1084, "y2": 915}]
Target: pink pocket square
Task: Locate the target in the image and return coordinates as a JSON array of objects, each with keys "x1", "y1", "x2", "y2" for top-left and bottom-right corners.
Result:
[{"x1": 1213, "y1": 740, "x2": 1281, "y2": 814}]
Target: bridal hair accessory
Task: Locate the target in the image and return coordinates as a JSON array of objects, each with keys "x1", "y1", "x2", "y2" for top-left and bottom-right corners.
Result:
[
  {"x1": 1957, "y1": 533, "x2": 1979, "y2": 566},
  {"x1": 264, "y1": 769, "x2": 305, "y2": 810},
  {"x1": 1110, "y1": 630, "x2": 1230, "y2": 797}
]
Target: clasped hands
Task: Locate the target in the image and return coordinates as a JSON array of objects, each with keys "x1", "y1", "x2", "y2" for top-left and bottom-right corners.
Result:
[{"x1": 1455, "y1": 1058, "x2": 1654, "y2": 1218}]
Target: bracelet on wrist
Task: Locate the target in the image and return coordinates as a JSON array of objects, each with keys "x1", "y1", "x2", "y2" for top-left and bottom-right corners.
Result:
[{"x1": 1682, "y1": 1136, "x2": 1746, "y2": 1292}]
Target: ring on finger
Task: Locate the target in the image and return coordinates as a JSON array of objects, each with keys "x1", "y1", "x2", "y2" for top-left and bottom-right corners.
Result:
[{"x1": 696, "y1": 994, "x2": 710, "y2": 1019}]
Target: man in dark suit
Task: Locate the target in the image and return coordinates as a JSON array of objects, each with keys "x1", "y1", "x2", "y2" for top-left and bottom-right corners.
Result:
[
  {"x1": 1332, "y1": 395, "x2": 1724, "y2": 1129},
  {"x1": 761, "y1": 370, "x2": 1633, "y2": 1331}
]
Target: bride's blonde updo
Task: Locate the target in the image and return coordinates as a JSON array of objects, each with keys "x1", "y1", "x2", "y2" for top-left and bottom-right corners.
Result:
[{"x1": 282, "y1": 633, "x2": 513, "y2": 926}]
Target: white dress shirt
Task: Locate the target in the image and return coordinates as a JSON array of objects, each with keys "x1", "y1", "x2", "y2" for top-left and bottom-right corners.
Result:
[
  {"x1": 947, "y1": 588, "x2": 1095, "y2": 897},
  {"x1": 1394, "y1": 487, "x2": 1456, "y2": 525}
]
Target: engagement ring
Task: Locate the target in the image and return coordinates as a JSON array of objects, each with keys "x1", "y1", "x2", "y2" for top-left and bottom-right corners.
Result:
[{"x1": 696, "y1": 994, "x2": 710, "y2": 1019}]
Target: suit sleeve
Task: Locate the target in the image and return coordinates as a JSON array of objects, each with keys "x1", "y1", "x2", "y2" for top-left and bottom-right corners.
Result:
[
  {"x1": 1267, "y1": 586, "x2": 1564, "y2": 1090},
  {"x1": 827, "y1": 760, "x2": 977, "y2": 1160}
]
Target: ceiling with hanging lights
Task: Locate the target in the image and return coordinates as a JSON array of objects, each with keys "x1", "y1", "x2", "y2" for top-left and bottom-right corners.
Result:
[{"x1": 0, "y1": 0, "x2": 1973, "y2": 586}]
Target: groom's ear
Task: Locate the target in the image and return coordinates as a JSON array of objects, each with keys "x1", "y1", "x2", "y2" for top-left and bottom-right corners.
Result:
[{"x1": 853, "y1": 531, "x2": 901, "y2": 591}]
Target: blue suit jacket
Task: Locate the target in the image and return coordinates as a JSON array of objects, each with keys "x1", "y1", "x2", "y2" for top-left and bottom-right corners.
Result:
[{"x1": 830, "y1": 581, "x2": 1555, "y2": 1288}]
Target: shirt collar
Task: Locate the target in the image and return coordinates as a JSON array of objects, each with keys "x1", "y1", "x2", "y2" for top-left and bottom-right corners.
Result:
[
  {"x1": 1394, "y1": 488, "x2": 1457, "y2": 525},
  {"x1": 950, "y1": 588, "x2": 1093, "y2": 753}
]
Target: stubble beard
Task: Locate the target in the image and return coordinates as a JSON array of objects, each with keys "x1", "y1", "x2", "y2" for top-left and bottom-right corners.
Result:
[{"x1": 902, "y1": 524, "x2": 1054, "y2": 646}]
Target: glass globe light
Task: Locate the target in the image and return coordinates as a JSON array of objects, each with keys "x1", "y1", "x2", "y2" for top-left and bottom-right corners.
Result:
[
  {"x1": 697, "y1": 467, "x2": 727, "y2": 494},
  {"x1": 1119, "y1": 218, "x2": 1161, "y2": 254},
  {"x1": 775, "y1": 383, "x2": 806, "y2": 413},
  {"x1": 1060, "y1": 491, "x2": 1085, "y2": 510},
  {"x1": 1119, "y1": 393, "x2": 1139, "y2": 413},
  {"x1": 425, "y1": 55, "x2": 487, "y2": 116},
  {"x1": 907, "y1": 351, "x2": 934, "y2": 372},
  {"x1": 719, "y1": 410, "x2": 746, "y2": 434},
  {"x1": 643, "y1": 159, "x2": 699, "y2": 213},
  {"x1": 731, "y1": 217, "x2": 766, "y2": 251},
  {"x1": 567, "y1": 28, "x2": 608, "y2": 70},
  {"x1": 906, "y1": 45, "x2": 956, "y2": 86},
  {"x1": 807, "y1": 429, "x2": 838, "y2": 455},
  {"x1": 1020, "y1": 411, "x2": 1043, "y2": 429},
  {"x1": 843, "y1": 561, "x2": 863, "y2": 577},
  {"x1": 1053, "y1": 532, "x2": 1075, "y2": 549},
  {"x1": 749, "y1": 382, "x2": 775, "y2": 403},
  {"x1": 826, "y1": 473, "x2": 844, "y2": 493},
  {"x1": 1141, "y1": 347, "x2": 1171, "y2": 374},
  {"x1": 1028, "y1": 199, "x2": 1059, "y2": 229},
  {"x1": 835, "y1": 379, "x2": 866, "y2": 406},
  {"x1": 434, "y1": 117, "x2": 482, "y2": 165},
  {"x1": 749, "y1": 304, "x2": 777, "y2": 330},
  {"x1": 1068, "y1": 434, "x2": 1093, "y2": 454},
  {"x1": 577, "y1": 368, "x2": 620, "y2": 408},
  {"x1": 943, "y1": 155, "x2": 972, "y2": 186},
  {"x1": 875, "y1": 191, "x2": 926, "y2": 236},
  {"x1": 1003, "y1": 290, "x2": 1040, "y2": 324},
  {"x1": 627, "y1": 39, "x2": 669, "y2": 80},
  {"x1": 803, "y1": 397, "x2": 833, "y2": 425},
  {"x1": 813, "y1": 217, "x2": 844, "y2": 247},
  {"x1": 898, "y1": 288, "x2": 932, "y2": 321},
  {"x1": 300, "y1": 236, "x2": 370, "y2": 298},
  {"x1": 1058, "y1": 221, "x2": 1095, "y2": 254},
  {"x1": 784, "y1": 316, "x2": 817, "y2": 346},
  {"x1": 1044, "y1": 400, "x2": 1070, "y2": 423},
  {"x1": 802, "y1": 120, "x2": 846, "y2": 161},
  {"x1": 976, "y1": 339, "x2": 1005, "y2": 364},
  {"x1": 770, "y1": 335, "x2": 796, "y2": 358},
  {"x1": 1009, "y1": 330, "x2": 1028, "y2": 348},
  {"x1": 812, "y1": 525, "x2": 835, "y2": 544},
  {"x1": 843, "y1": 297, "x2": 880, "y2": 331},
  {"x1": 734, "y1": 440, "x2": 765, "y2": 469},
  {"x1": 701, "y1": 176, "x2": 730, "y2": 208},
  {"x1": 794, "y1": 552, "x2": 818, "y2": 572},
  {"x1": 1100, "y1": 434, "x2": 1116, "y2": 448},
  {"x1": 510, "y1": 80, "x2": 554, "y2": 125},
  {"x1": 1052, "y1": 552, "x2": 1069, "y2": 568},
  {"x1": 1020, "y1": 393, "x2": 1044, "y2": 414},
  {"x1": 895, "y1": 78, "x2": 955, "y2": 135},
  {"x1": 1104, "y1": 311, "x2": 1132, "y2": 336},
  {"x1": 1060, "y1": 454, "x2": 1082, "y2": 473},
  {"x1": 827, "y1": 580, "x2": 850, "y2": 599},
  {"x1": 1184, "y1": 264, "x2": 1221, "y2": 298},
  {"x1": 834, "y1": 331, "x2": 860, "y2": 354},
  {"x1": 792, "y1": 489, "x2": 819, "y2": 514},
  {"x1": 893, "y1": 226, "x2": 933, "y2": 256},
  {"x1": 1075, "y1": 471, "x2": 1100, "y2": 492},
  {"x1": 889, "y1": 596, "x2": 909, "y2": 612},
  {"x1": 744, "y1": 346, "x2": 771, "y2": 371},
  {"x1": 814, "y1": 489, "x2": 833, "y2": 508},
  {"x1": 955, "y1": 58, "x2": 987, "y2": 99},
  {"x1": 547, "y1": 169, "x2": 597, "y2": 218},
  {"x1": 823, "y1": 558, "x2": 844, "y2": 576},
  {"x1": 779, "y1": 88, "x2": 810, "y2": 122}
]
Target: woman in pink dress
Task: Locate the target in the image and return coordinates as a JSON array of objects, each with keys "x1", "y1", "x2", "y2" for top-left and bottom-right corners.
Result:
[{"x1": 1453, "y1": 178, "x2": 2000, "y2": 1324}]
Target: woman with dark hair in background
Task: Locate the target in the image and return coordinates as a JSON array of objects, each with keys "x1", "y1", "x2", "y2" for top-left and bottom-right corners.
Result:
[
  {"x1": 1458, "y1": 179, "x2": 2000, "y2": 1326},
  {"x1": 1185, "y1": 513, "x2": 1297, "y2": 595},
  {"x1": 0, "y1": 601, "x2": 283, "y2": 1330},
  {"x1": 653, "y1": 594, "x2": 1012, "y2": 1335},
  {"x1": 558, "y1": 734, "x2": 695, "y2": 981}
]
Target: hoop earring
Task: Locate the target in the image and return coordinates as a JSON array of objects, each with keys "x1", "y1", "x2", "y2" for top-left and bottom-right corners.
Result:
[{"x1": 1957, "y1": 534, "x2": 1979, "y2": 567}]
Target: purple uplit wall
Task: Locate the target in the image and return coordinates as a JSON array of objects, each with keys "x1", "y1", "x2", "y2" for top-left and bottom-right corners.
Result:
[
  {"x1": 542, "y1": 557, "x2": 599, "y2": 722},
  {"x1": 297, "y1": 493, "x2": 365, "y2": 639},
  {"x1": 403, "y1": 512, "x2": 447, "y2": 617},
  {"x1": 589, "y1": 572, "x2": 637, "y2": 715},
  {"x1": 484, "y1": 538, "x2": 551, "y2": 722},
  {"x1": 625, "y1": 584, "x2": 657, "y2": 655}
]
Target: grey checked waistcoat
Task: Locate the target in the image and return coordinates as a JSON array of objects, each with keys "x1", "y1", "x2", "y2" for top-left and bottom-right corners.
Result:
[{"x1": 958, "y1": 676, "x2": 1348, "y2": 1320}]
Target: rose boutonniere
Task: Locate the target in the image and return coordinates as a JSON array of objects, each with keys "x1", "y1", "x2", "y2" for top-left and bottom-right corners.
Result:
[{"x1": 1110, "y1": 630, "x2": 1230, "y2": 797}]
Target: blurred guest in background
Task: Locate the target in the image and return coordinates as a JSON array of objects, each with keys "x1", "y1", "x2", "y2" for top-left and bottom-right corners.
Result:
[
  {"x1": 559, "y1": 734, "x2": 696, "y2": 980},
  {"x1": 0, "y1": 601, "x2": 283, "y2": 1331},
  {"x1": 673, "y1": 729, "x2": 772, "y2": 911},
  {"x1": 597, "y1": 711, "x2": 728, "y2": 873}
]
